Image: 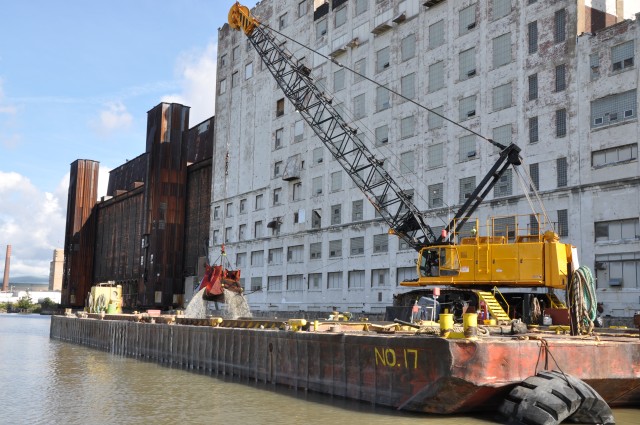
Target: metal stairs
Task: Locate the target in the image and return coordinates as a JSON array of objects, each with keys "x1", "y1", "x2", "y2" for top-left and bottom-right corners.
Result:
[
  {"x1": 477, "y1": 291, "x2": 511, "y2": 322},
  {"x1": 547, "y1": 292, "x2": 568, "y2": 309}
]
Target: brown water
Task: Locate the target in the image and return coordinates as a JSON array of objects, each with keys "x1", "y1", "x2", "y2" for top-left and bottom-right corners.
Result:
[{"x1": 1, "y1": 314, "x2": 637, "y2": 424}]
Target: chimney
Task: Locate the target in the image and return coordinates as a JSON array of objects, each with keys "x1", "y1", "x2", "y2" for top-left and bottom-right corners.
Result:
[{"x1": 2, "y1": 245, "x2": 10, "y2": 292}]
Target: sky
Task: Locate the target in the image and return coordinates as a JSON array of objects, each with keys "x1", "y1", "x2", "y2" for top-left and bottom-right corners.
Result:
[{"x1": 0, "y1": 1, "x2": 258, "y2": 281}]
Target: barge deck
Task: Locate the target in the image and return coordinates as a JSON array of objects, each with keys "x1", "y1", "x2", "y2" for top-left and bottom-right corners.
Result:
[{"x1": 49, "y1": 315, "x2": 640, "y2": 414}]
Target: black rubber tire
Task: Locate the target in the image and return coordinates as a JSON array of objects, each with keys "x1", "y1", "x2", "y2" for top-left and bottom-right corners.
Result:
[
  {"x1": 499, "y1": 371, "x2": 582, "y2": 425},
  {"x1": 540, "y1": 371, "x2": 615, "y2": 424}
]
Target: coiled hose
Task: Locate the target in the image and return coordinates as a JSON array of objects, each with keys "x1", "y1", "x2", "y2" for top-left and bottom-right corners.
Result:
[{"x1": 568, "y1": 266, "x2": 597, "y2": 335}]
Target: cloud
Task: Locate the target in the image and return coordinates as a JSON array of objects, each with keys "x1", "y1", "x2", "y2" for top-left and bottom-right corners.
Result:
[
  {"x1": 161, "y1": 42, "x2": 217, "y2": 126},
  {"x1": 0, "y1": 171, "x2": 67, "y2": 278},
  {"x1": 90, "y1": 101, "x2": 133, "y2": 136}
]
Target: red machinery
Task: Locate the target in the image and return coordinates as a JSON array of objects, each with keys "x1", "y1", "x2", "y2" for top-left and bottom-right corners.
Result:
[{"x1": 196, "y1": 245, "x2": 243, "y2": 302}]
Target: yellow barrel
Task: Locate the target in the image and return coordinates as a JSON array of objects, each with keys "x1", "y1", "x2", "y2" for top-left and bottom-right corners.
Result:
[
  {"x1": 439, "y1": 313, "x2": 454, "y2": 337},
  {"x1": 463, "y1": 313, "x2": 478, "y2": 339}
]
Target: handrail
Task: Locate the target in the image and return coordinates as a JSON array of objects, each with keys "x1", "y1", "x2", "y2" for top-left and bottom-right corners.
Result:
[{"x1": 492, "y1": 286, "x2": 510, "y2": 318}]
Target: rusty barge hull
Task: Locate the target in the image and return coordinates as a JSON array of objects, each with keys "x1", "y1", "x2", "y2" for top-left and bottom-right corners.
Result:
[{"x1": 49, "y1": 316, "x2": 640, "y2": 414}]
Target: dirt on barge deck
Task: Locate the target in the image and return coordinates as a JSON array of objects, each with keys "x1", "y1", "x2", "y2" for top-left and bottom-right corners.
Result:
[{"x1": 49, "y1": 315, "x2": 640, "y2": 414}]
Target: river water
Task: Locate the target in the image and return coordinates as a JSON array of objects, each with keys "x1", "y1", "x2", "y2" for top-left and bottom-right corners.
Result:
[{"x1": 0, "y1": 314, "x2": 636, "y2": 425}]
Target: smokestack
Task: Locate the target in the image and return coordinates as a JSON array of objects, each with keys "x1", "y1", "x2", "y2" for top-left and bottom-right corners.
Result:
[{"x1": 2, "y1": 245, "x2": 10, "y2": 292}]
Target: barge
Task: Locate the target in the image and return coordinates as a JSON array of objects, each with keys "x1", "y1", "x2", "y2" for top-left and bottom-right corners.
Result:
[{"x1": 50, "y1": 314, "x2": 640, "y2": 417}]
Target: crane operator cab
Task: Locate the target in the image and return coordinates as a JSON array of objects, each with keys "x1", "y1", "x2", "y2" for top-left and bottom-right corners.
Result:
[{"x1": 419, "y1": 246, "x2": 460, "y2": 278}]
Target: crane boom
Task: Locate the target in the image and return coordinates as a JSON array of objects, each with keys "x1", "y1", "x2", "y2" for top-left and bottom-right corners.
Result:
[{"x1": 229, "y1": 3, "x2": 435, "y2": 251}]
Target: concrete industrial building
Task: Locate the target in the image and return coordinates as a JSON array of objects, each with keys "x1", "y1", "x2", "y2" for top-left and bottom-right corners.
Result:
[
  {"x1": 212, "y1": 0, "x2": 640, "y2": 317},
  {"x1": 49, "y1": 248, "x2": 64, "y2": 291}
]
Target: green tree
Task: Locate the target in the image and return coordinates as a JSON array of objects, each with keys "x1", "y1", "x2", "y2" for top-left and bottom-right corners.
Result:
[{"x1": 16, "y1": 293, "x2": 33, "y2": 310}]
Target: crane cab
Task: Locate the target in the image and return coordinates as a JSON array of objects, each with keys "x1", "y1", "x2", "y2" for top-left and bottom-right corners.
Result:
[{"x1": 404, "y1": 216, "x2": 574, "y2": 290}]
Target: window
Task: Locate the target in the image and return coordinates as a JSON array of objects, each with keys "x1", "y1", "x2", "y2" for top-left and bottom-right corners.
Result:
[
  {"x1": 494, "y1": 216, "x2": 516, "y2": 239},
  {"x1": 329, "y1": 240, "x2": 342, "y2": 258},
  {"x1": 428, "y1": 106, "x2": 444, "y2": 129},
  {"x1": 239, "y1": 198, "x2": 247, "y2": 214},
  {"x1": 335, "y1": 6, "x2": 347, "y2": 27},
  {"x1": 401, "y1": 34, "x2": 416, "y2": 61},
  {"x1": 350, "y1": 236, "x2": 364, "y2": 255},
  {"x1": 312, "y1": 176, "x2": 323, "y2": 196},
  {"x1": 459, "y1": 95, "x2": 476, "y2": 120},
  {"x1": 397, "y1": 267, "x2": 416, "y2": 285},
  {"x1": 528, "y1": 21, "x2": 538, "y2": 54},
  {"x1": 372, "y1": 269, "x2": 389, "y2": 287},
  {"x1": 294, "y1": 120, "x2": 304, "y2": 142},
  {"x1": 354, "y1": 93, "x2": 366, "y2": 118},
  {"x1": 212, "y1": 229, "x2": 219, "y2": 244},
  {"x1": 286, "y1": 275, "x2": 303, "y2": 291},
  {"x1": 327, "y1": 271, "x2": 342, "y2": 289},
  {"x1": 292, "y1": 182, "x2": 303, "y2": 201},
  {"x1": 354, "y1": 59, "x2": 366, "y2": 83},
  {"x1": 428, "y1": 61, "x2": 444, "y2": 92},
  {"x1": 273, "y1": 161, "x2": 283, "y2": 178},
  {"x1": 592, "y1": 144, "x2": 638, "y2": 168},
  {"x1": 612, "y1": 41, "x2": 634, "y2": 71},
  {"x1": 251, "y1": 250, "x2": 263, "y2": 266},
  {"x1": 224, "y1": 226, "x2": 232, "y2": 243},
  {"x1": 348, "y1": 270, "x2": 365, "y2": 289},
  {"x1": 401, "y1": 73, "x2": 415, "y2": 100},
  {"x1": 307, "y1": 273, "x2": 322, "y2": 290},
  {"x1": 313, "y1": 147, "x2": 323, "y2": 164},
  {"x1": 590, "y1": 53, "x2": 600, "y2": 80},
  {"x1": 220, "y1": 54, "x2": 227, "y2": 67},
  {"x1": 529, "y1": 163, "x2": 539, "y2": 190},
  {"x1": 376, "y1": 47, "x2": 390, "y2": 73},
  {"x1": 352, "y1": 200, "x2": 363, "y2": 221},
  {"x1": 398, "y1": 238, "x2": 410, "y2": 251},
  {"x1": 529, "y1": 214, "x2": 539, "y2": 235},
  {"x1": 400, "y1": 115, "x2": 415, "y2": 139},
  {"x1": 355, "y1": 0, "x2": 367, "y2": 15},
  {"x1": 274, "y1": 128, "x2": 283, "y2": 149},
  {"x1": 334, "y1": 68, "x2": 345, "y2": 91},
  {"x1": 312, "y1": 209, "x2": 321, "y2": 229},
  {"x1": 492, "y1": 33, "x2": 511, "y2": 68},
  {"x1": 316, "y1": 18, "x2": 327, "y2": 39},
  {"x1": 268, "y1": 248, "x2": 283, "y2": 265},
  {"x1": 226, "y1": 202, "x2": 233, "y2": 217},
  {"x1": 595, "y1": 218, "x2": 640, "y2": 242},
  {"x1": 556, "y1": 109, "x2": 567, "y2": 137},
  {"x1": 276, "y1": 98, "x2": 285, "y2": 117},
  {"x1": 492, "y1": 0, "x2": 511, "y2": 20},
  {"x1": 400, "y1": 151, "x2": 415, "y2": 174},
  {"x1": 232, "y1": 71, "x2": 239, "y2": 87},
  {"x1": 428, "y1": 143, "x2": 444, "y2": 169},
  {"x1": 528, "y1": 74, "x2": 538, "y2": 100},
  {"x1": 494, "y1": 169, "x2": 512, "y2": 197},
  {"x1": 298, "y1": 0, "x2": 308, "y2": 17},
  {"x1": 213, "y1": 206, "x2": 220, "y2": 220},
  {"x1": 330, "y1": 171, "x2": 342, "y2": 192},
  {"x1": 492, "y1": 124, "x2": 512, "y2": 152},
  {"x1": 429, "y1": 183, "x2": 443, "y2": 208},
  {"x1": 278, "y1": 13, "x2": 287, "y2": 30},
  {"x1": 375, "y1": 125, "x2": 389, "y2": 146},
  {"x1": 459, "y1": 135, "x2": 476, "y2": 162},
  {"x1": 529, "y1": 116, "x2": 539, "y2": 143},
  {"x1": 373, "y1": 234, "x2": 388, "y2": 253},
  {"x1": 310, "y1": 242, "x2": 322, "y2": 260},
  {"x1": 254, "y1": 220, "x2": 263, "y2": 238},
  {"x1": 218, "y1": 78, "x2": 227, "y2": 94},
  {"x1": 557, "y1": 157, "x2": 567, "y2": 187},
  {"x1": 287, "y1": 245, "x2": 304, "y2": 263},
  {"x1": 555, "y1": 64, "x2": 566, "y2": 92},
  {"x1": 493, "y1": 82, "x2": 512, "y2": 111},
  {"x1": 268, "y1": 276, "x2": 282, "y2": 292},
  {"x1": 459, "y1": 48, "x2": 476, "y2": 80},
  {"x1": 331, "y1": 204, "x2": 341, "y2": 225},
  {"x1": 232, "y1": 46, "x2": 239, "y2": 62},
  {"x1": 255, "y1": 193, "x2": 264, "y2": 210},
  {"x1": 245, "y1": 62, "x2": 253, "y2": 80},
  {"x1": 459, "y1": 4, "x2": 477, "y2": 36},
  {"x1": 557, "y1": 209, "x2": 568, "y2": 237},
  {"x1": 376, "y1": 87, "x2": 390, "y2": 111},
  {"x1": 251, "y1": 277, "x2": 262, "y2": 291},
  {"x1": 272, "y1": 188, "x2": 282, "y2": 205},
  {"x1": 429, "y1": 20, "x2": 445, "y2": 49},
  {"x1": 591, "y1": 90, "x2": 637, "y2": 128},
  {"x1": 554, "y1": 9, "x2": 566, "y2": 43},
  {"x1": 236, "y1": 252, "x2": 246, "y2": 267},
  {"x1": 459, "y1": 176, "x2": 476, "y2": 203},
  {"x1": 238, "y1": 224, "x2": 246, "y2": 241}
]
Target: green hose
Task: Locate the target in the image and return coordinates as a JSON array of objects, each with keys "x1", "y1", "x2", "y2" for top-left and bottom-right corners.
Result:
[{"x1": 568, "y1": 265, "x2": 597, "y2": 334}]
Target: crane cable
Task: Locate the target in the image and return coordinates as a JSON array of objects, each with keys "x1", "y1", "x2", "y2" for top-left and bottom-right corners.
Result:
[{"x1": 568, "y1": 265, "x2": 597, "y2": 335}]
